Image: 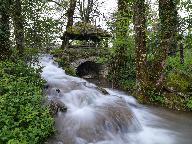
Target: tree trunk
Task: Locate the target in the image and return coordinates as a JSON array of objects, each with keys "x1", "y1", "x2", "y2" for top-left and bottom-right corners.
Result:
[
  {"x1": 12, "y1": 0, "x2": 25, "y2": 54},
  {"x1": 180, "y1": 42, "x2": 184, "y2": 64},
  {"x1": 61, "y1": 0, "x2": 77, "y2": 49},
  {"x1": 84, "y1": 0, "x2": 94, "y2": 23},
  {"x1": 133, "y1": 0, "x2": 148, "y2": 99},
  {"x1": 169, "y1": 0, "x2": 178, "y2": 56},
  {"x1": 0, "y1": 0, "x2": 11, "y2": 60},
  {"x1": 79, "y1": 0, "x2": 94, "y2": 23},
  {"x1": 153, "y1": 0, "x2": 177, "y2": 91}
]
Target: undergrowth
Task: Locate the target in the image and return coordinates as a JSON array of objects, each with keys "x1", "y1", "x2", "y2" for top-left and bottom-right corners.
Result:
[{"x1": 0, "y1": 57, "x2": 54, "y2": 143}]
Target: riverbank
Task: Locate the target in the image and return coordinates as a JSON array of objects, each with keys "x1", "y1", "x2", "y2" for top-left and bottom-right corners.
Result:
[{"x1": 0, "y1": 58, "x2": 54, "y2": 143}]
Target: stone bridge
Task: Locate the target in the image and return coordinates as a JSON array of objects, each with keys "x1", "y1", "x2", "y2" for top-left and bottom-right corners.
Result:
[{"x1": 52, "y1": 47, "x2": 109, "y2": 78}]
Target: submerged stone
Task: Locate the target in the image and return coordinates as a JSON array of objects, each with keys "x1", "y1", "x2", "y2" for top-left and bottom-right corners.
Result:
[{"x1": 49, "y1": 99, "x2": 67, "y2": 115}]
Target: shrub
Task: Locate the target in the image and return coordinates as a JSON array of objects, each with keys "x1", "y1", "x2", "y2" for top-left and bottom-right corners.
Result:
[
  {"x1": 166, "y1": 71, "x2": 191, "y2": 93},
  {"x1": 65, "y1": 66, "x2": 77, "y2": 76},
  {"x1": 0, "y1": 60, "x2": 54, "y2": 143},
  {"x1": 166, "y1": 49, "x2": 192, "y2": 94},
  {"x1": 187, "y1": 98, "x2": 192, "y2": 110},
  {"x1": 50, "y1": 48, "x2": 63, "y2": 57}
]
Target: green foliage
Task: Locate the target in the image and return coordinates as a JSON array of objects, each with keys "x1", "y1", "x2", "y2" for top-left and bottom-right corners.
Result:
[
  {"x1": 54, "y1": 57, "x2": 76, "y2": 76},
  {"x1": 55, "y1": 57, "x2": 69, "y2": 68},
  {"x1": 21, "y1": 0, "x2": 66, "y2": 50},
  {"x1": 187, "y1": 98, "x2": 192, "y2": 110},
  {"x1": 120, "y1": 79, "x2": 136, "y2": 92},
  {"x1": 166, "y1": 49, "x2": 192, "y2": 93},
  {"x1": 105, "y1": 0, "x2": 192, "y2": 111},
  {"x1": 51, "y1": 48, "x2": 100, "y2": 62},
  {"x1": 167, "y1": 49, "x2": 192, "y2": 73},
  {"x1": 24, "y1": 47, "x2": 40, "y2": 55},
  {"x1": 106, "y1": 0, "x2": 136, "y2": 91},
  {"x1": 67, "y1": 21, "x2": 111, "y2": 38},
  {"x1": 0, "y1": 0, "x2": 11, "y2": 60},
  {"x1": 108, "y1": 21, "x2": 136, "y2": 91},
  {"x1": 166, "y1": 71, "x2": 191, "y2": 93},
  {"x1": 0, "y1": 60, "x2": 54, "y2": 143},
  {"x1": 158, "y1": 48, "x2": 192, "y2": 110},
  {"x1": 96, "y1": 57, "x2": 108, "y2": 64},
  {"x1": 65, "y1": 66, "x2": 77, "y2": 76},
  {"x1": 147, "y1": 88, "x2": 165, "y2": 104},
  {"x1": 108, "y1": 51, "x2": 136, "y2": 91},
  {"x1": 50, "y1": 49, "x2": 64, "y2": 57}
]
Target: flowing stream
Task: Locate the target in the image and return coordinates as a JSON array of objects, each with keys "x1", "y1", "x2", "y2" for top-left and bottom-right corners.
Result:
[{"x1": 38, "y1": 55, "x2": 192, "y2": 144}]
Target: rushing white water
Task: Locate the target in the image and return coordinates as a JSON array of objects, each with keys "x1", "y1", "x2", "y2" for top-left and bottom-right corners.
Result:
[{"x1": 39, "y1": 55, "x2": 191, "y2": 144}]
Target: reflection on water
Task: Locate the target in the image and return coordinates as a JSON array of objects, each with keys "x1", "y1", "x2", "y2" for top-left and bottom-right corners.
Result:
[{"x1": 39, "y1": 55, "x2": 192, "y2": 144}]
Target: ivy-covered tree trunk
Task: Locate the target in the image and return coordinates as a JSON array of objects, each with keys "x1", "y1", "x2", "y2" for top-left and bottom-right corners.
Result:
[
  {"x1": 170, "y1": 0, "x2": 178, "y2": 56},
  {"x1": 0, "y1": 0, "x2": 11, "y2": 60},
  {"x1": 159, "y1": 0, "x2": 178, "y2": 56},
  {"x1": 12, "y1": 0, "x2": 25, "y2": 54},
  {"x1": 133, "y1": 0, "x2": 148, "y2": 99},
  {"x1": 153, "y1": 0, "x2": 177, "y2": 91},
  {"x1": 61, "y1": 0, "x2": 77, "y2": 49}
]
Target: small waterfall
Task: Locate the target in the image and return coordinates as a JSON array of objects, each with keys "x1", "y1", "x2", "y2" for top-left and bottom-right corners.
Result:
[{"x1": 39, "y1": 55, "x2": 179, "y2": 144}]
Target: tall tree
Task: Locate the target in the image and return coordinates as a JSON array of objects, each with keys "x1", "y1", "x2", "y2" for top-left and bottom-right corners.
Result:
[
  {"x1": 163, "y1": 0, "x2": 178, "y2": 56},
  {"x1": 133, "y1": 0, "x2": 148, "y2": 99},
  {"x1": 110, "y1": 0, "x2": 128, "y2": 87},
  {"x1": 109, "y1": 0, "x2": 135, "y2": 89},
  {"x1": 78, "y1": 0, "x2": 94, "y2": 23},
  {"x1": 170, "y1": 0, "x2": 178, "y2": 56},
  {"x1": 153, "y1": 0, "x2": 178, "y2": 90},
  {"x1": 77, "y1": 0, "x2": 102, "y2": 23},
  {"x1": 22, "y1": 0, "x2": 64, "y2": 50},
  {"x1": 85, "y1": 0, "x2": 94, "y2": 22},
  {"x1": 61, "y1": 0, "x2": 77, "y2": 49},
  {"x1": 12, "y1": 0, "x2": 25, "y2": 54},
  {"x1": 0, "y1": 0, "x2": 11, "y2": 60}
]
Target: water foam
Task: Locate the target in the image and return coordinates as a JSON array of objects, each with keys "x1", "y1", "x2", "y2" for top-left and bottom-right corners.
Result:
[{"x1": 39, "y1": 55, "x2": 177, "y2": 144}]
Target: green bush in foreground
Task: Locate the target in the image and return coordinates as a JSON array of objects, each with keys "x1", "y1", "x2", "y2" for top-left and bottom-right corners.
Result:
[{"x1": 0, "y1": 60, "x2": 54, "y2": 143}]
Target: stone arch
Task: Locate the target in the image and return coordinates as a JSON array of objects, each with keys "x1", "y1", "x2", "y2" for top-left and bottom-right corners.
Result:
[
  {"x1": 70, "y1": 57, "x2": 108, "y2": 79},
  {"x1": 76, "y1": 61, "x2": 101, "y2": 78},
  {"x1": 70, "y1": 57, "x2": 97, "y2": 70},
  {"x1": 70, "y1": 57, "x2": 100, "y2": 78}
]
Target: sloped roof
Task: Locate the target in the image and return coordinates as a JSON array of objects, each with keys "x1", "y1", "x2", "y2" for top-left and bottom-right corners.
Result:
[{"x1": 62, "y1": 22, "x2": 111, "y2": 41}]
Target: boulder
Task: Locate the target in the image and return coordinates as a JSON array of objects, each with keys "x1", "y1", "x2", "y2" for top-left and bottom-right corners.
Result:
[
  {"x1": 96, "y1": 86, "x2": 109, "y2": 95},
  {"x1": 49, "y1": 99, "x2": 67, "y2": 115}
]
